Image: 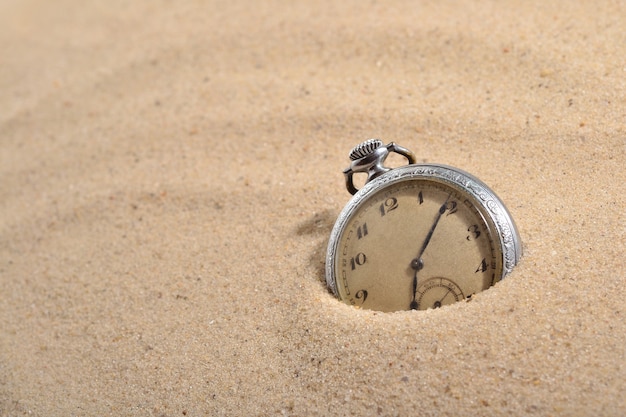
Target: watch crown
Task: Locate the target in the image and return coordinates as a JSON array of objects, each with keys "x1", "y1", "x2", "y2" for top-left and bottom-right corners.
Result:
[
  {"x1": 343, "y1": 139, "x2": 417, "y2": 195},
  {"x1": 349, "y1": 139, "x2": 384, "y2": 161}
]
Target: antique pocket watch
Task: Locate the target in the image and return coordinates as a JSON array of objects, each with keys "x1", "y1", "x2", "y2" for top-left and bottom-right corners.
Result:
[{"x1": 326, "y1": 139, "x2": 522, "y2": 312}]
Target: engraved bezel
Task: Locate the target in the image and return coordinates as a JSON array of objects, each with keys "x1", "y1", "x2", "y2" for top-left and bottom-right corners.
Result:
[{"x1": 325, "y1": 164, "x2": 522, "y2": 299}]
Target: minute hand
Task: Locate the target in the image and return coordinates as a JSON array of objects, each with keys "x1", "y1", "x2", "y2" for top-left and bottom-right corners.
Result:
[
  {"x1": 410, "y1": 197, "x2": 450, "y2": 310},
  {"x1": 414, "y1": 198, "x2": 450, "y2": 261}
]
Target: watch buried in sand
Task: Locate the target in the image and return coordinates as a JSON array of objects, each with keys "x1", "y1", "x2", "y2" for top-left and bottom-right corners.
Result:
[{"x1": 325, "y1": 139, "x2": 522, "y2": 312}]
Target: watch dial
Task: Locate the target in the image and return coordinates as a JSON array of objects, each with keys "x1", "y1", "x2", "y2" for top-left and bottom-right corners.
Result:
[{"x1": 334, "y1": 179, "x2": 503, "y2": 312}]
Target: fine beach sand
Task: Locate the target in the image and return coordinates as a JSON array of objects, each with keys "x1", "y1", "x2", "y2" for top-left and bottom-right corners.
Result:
[{"x1": 1, "y1": 0, "x2": 625, "y2": 415}]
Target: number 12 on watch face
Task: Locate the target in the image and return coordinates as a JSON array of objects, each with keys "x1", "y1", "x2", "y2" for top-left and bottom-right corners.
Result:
[{"x1": 335, "y1": 179, "x2": 502, "y2": 312}]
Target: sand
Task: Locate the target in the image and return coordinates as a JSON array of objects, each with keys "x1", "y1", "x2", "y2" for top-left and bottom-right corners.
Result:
[{"x1": 1, "y1": 0, "x2": 625, "y2": 415}]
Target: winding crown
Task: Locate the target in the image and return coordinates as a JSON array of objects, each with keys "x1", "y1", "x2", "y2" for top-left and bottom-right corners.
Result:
[{"x1": 349, "y1": 139, "x2": 384, "y2": 161}]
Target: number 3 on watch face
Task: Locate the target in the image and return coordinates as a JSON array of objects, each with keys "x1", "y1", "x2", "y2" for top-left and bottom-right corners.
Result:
[{"x1": 326, "y1": 165, "x2": 521, "y2": 312}]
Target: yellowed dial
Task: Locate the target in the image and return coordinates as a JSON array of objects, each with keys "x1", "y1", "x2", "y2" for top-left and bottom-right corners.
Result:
[{"x1": 333, "y1": 179, "x2": 500, "y2": 312}]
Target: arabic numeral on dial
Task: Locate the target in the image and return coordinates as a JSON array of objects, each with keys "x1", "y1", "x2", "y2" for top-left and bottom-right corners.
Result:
[
  {"x1": 357, "y1": 223, "x2": 368, "y2": 239},
  {"x1": 355, "y1": 290, "x2": 368, "y2": 304},
  {"x1": 466, "y1": 224, "x2": 481, "y2": 240},
  {"x1": 475, "y1": 258, "x2": 488, "y2": 273},
  {"x1": 446, "y1": 200, "x2": 458, "y2": 216},
  {"x1": 350, "y1": 253, "x2": 367, "y2": 270},
  {"x1": 379, "y1": 197, "x2": 398, "y2": 216}
]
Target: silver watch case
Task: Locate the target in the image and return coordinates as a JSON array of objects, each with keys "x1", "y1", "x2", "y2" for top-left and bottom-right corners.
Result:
[{"x1": 325, "y1": 163, "x2": 522, "y2": 297}]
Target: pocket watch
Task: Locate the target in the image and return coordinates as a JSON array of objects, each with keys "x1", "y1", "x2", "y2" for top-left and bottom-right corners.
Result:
[{"x1": 325, "y1": 139, "x2": 522, "y2": 312}]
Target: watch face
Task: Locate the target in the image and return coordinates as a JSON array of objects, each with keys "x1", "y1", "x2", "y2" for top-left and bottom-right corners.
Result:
[{"x1": 328, "y1": 172, "x2": 506, "y2": 312}]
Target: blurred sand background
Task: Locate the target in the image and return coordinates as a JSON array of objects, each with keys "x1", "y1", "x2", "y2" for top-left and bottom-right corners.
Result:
[{"x1": 1, "y1": 0, "x2": 625, "y2": 415}]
